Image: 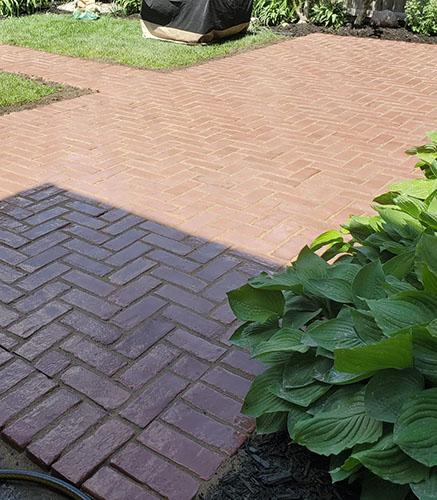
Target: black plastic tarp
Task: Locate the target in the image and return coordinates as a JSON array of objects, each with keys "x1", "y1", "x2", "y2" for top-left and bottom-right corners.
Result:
[{"x1": 141, "y1": 0, "x2": 253, "y2": 43}]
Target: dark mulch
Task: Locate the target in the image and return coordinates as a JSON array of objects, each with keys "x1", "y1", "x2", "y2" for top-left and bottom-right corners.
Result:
[
  {"x1": 274, "y1": 22, "x2": 437, "y2": 45},
  {"x1": 198, "y1": 432, "x2": 360, "y2": 500}
]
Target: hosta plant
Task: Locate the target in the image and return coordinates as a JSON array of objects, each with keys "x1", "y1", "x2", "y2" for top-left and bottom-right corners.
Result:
[
  {"x1": 310, "y1": 0, "x2": 347, "y2": 28},
  {"x1": 228, "y1": 132, "x2": 437, "y2": 499}
]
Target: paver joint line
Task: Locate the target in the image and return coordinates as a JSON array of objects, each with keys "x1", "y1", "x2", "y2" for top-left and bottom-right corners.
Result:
[{"x1": 0, "y1": 34, "x2": 434, "y2": 498}]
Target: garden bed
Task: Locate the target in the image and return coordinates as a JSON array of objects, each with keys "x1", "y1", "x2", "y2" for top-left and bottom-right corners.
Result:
[
  {"x1": 275, "y1": 22, "x2": 437, "y2": 45},
  {"x1": 0, "y1": 72, "x2": 91, "y2": 116},
  {"x1": 198, "y1": 432, "x2": 359, "y2": 500}
]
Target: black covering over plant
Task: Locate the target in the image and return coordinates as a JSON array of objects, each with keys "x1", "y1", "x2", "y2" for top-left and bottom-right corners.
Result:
[{"x1": 228, "y1": 132, "x2": 437, "y2": 499}]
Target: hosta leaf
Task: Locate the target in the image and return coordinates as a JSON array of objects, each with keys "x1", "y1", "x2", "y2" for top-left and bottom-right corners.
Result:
[
  {"x1": 334, "y1": 331, "x2": 413, "y2": 374},
  {"x1": 252, "y1": 327, "x2": 308, "y2": 358},
  {"x1": 256, "y1": 412, "x2": 288, "y2": 435},
  {"x1": 230, "y1": 320, "x2": 278, "y2": 349},
  {"x1": 282, "y1": 294, "x2": 322, "y2": 330},
  {"x1": 428, "y1": 320, "x2": 437, "y2": 338},
  {"x1": 360, "y1": 473, "x2": 410, "y2": 500},
  {"x1": 287, "y1": 405, "x2": 309, "y2": 438},
  {"x1": 413, "y1": 328, "x2": 437, "y2": 384},
  {"x1": 349, "y1": 433, "x2": 428, "y2": 484},
  {"x1": 416, "y1": 233, "x2": 437, "y2": 276},
  {"x1": 383, "y1": 275, "x2": 416, "y2": 296},
  {"x1": 249, "y1": 268, "x2": 301, "y2": 291},
  {"x1": 330, "y1": 456, "x2": 361, "y2": 483},
  {"x1": 382, "y1": 250, "x2": 415, "y2": 279},
  {"x1": 328, "y1": 262, "x2": 361, "y2": 282},
  {"x1": 422, "y1": 266, "x2": 437, "y2": 295},
  {"x1": 365, "y1": 368, "x2": 424, "y2": 423},
  {"x1": 306, "y1": 278, "x2": 353, "y2": 303},
  {"x1": 227, "y1": 284, "x2": 284, "y2": 323},
  {"x1": 393, "y1": 194, "x2": 427, "y2": 218},
  {"x1": 351, "y1": 309, "x2": 385, "y2": 344},
  {"x1": 420, "y1": 210, "x2": 437, "y2": 230},
  {"x1": 310, "y1": 229, "x2": 344, "y2": 252},
  {"x1": 282, "y1": 351, "x2": 320, "y2": 388},
  {"x1": 305, "y1": 318, "x2": 364, "y2": 351},
  {"x1": 345, "y1": 215, "x2": 382, "y2": 242},
  {"x1": 315, "y1": 367, "x2": 373, "y2": 385},
  {"x1": 377, "y1": 207, "x2": 423, "y2": 240},
  {"x1": 411, "y1": 468, "x2": 437, "y2": 500},
  {"x1": 367, "y1": 293, "x2": 437, "y2": 336},
  {"x1": 394, "y1": 388, "x2": 437, "y2": 467},
  {"x1": 293, "y1": 388, "x2": 382, "y2": 455},
  {"x1": 390, "y1": 178, "x2": 437, "y2": 200},
  {"x1": 352, "y1": 260, "x2": 386, "y2": 307},
  {"x1": 242, "y1": 366, "x2": 292, "y2": 417},
  {"x1": 272, "y1": 381, "x2": 331, "y2": 407},
  {"x1": 294, "y1": 246, "x2": 328, "y2": 282}
]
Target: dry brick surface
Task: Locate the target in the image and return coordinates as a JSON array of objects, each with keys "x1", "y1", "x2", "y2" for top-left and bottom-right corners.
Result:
[{"x1": 0, "y1": 33, "x2": 436, "y2": 499}]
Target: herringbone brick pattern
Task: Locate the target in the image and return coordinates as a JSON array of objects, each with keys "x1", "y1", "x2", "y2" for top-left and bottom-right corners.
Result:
[
  {"x1": 0, "y1": 184, "x2": 270, "y2": 499},
  {"x1": 1, "y1": 35, "x2": 436, "y2": 263},
  {"x1": 1, "y1": 33, "x2": 437, "y2": 499}
]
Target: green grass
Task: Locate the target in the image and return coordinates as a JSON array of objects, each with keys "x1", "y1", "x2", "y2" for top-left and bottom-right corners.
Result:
[
  {"x1": 0, "y1": 14, "x2": 279, "y2": 70},
  {"x1": 0, "y1": 71, "x2": 58, "y2": 108}
]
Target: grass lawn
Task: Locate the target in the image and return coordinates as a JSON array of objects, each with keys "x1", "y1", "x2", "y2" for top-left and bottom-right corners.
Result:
[
  {"x1": 0, "y1": 72, "x2": 59, "y2": 109},
  {"x1": 0, "y1": 14, "x2": 279, "y2": 70}
]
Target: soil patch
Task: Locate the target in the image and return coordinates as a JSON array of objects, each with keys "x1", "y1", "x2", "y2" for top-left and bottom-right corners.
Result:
[
  {"x1": 275, "y1": 23, "x2": 437, "y2": 45},
  {"x1": 198, "y1": 432, "x2": 360, "y2": 500},
  {"x1": 0, "y1": 75, "x2": 93, "y2": 117}
]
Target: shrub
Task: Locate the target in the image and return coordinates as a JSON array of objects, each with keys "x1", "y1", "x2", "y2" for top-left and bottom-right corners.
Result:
[
  {"x1": 228, "y1": 131, "x2": 437, "y2": 499},
  {"x1": 253, "y1": 0, "x2": 298, "y2": 25},
  {"x1": 405, "y1": 0, "x2": 437, "y2": 35},
  {"x1": 0, "y1": 0, "x2": 50, "y2": 16},
  {"x1": 310, "y1": 0, "x2": 347, "y2": 28},
  {"x1": 112, "y1": 0, "x2": 140, "y2": 16}
]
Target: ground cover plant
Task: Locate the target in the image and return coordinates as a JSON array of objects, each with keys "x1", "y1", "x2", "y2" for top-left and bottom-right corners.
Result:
[
  {"x1": 228, "y1": 132, "x2": 437, "y2": 499},
  {"x1": 0, "y1": 15, "x2": 279, "y2": 70},
  {"x1": 0, "y1": 71, "x2": 59, "y2": 108},
  {"x1": 405, "y1": 0, "x2": 437, "y2": 35}
]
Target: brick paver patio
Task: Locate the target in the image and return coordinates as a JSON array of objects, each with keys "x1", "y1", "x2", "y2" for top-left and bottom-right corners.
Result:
[{"x1": 0, "y1": 34, "x2": 436, "y2": 499}]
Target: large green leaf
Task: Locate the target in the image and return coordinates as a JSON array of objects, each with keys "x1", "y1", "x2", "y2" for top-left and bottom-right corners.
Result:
[
  {"x1": 249, "y1": 268, "x2": 301, "y2": 291},
  {"x1": 360, "y1": 473, "x2": 410, "y2": 500},
  {"x1": 377, "y1": 207, "x2": 423, "y2": 240},
  {"x1": 310, "y1": 229, "x2": 344, "y2": 252},
  {"x1": 422, "y1": 266, "x2": 437, "y2": 295},
  {"x1": 413, "y1": 328, "x2": 437, "y2": 384},
  {"x1": 416, "y1": 233, "x2": 437, "y2": 277},
  {"x1": 282, "y1": 294, "x2": 322, "y2": 329},
  {"x1": 294, "y1": 246, "x2": 328, "y2": 282},
  {"x1": 390, "y1": 178, "x2": 437, "y2": 200},
  {"x1": 334, "y1": 331, "x2": 413, "y2": 374},
  {"x1": 252, "y1": 327, "x2": 308, "y2": 358},
  {"x1": 351, "y1": 309, "x2": 385, "y2": 344},
  {"x1": 348, "y1": 434, "x2": 428, "y2": 484},
  {"x1": 368, "y1": 293, "x2": 437, "y2": 336},
  {"x1": 352, "y1": 260, "x2": 387, "y2": 306},
  {"x1": 411, "y1": 468, "x2": 437, "y2": 500},
  {"x1": 305, "y1": 318, "x2": 364, "y2": 351},
  {"x1": 394, "y1": 194, "x2": 427, "y2": 219},
  {"x1": 242, "y1": 366, "x2": 292, "y2": 417},
  {"x1": 227, "y1": 284, "x2": 284, "y2": 323},
  {"x1": 315, "y1": 367, "x2": 373, "y2": 385},
  {"x1": 293, "y1": 388, "x2": 382, "y2": 455},
  {"x1": 229, "y1": 320, "x2": 278, "y2": 349},
  {"x1": 394, "y1": 388, "x2": 437, "y2": 467},
  {"x1": 382, "y1": 250, "x2": 415, "y2": 279},
  {"x1": 256, "y1": 412, "x2": 288, "y2": 435},
  {"x1": 365, "y1": 368, "x2": 424, "y2": 423},
  {"x1": 306, "y1": 278, "x2": 353, "y2": 303},
  {"x1": 282, "y1": 351, "x2": 319, "y2": 388},
  {"x1": 287, "y1": 405, "x2": 309, "y2": 438},
  {"x1": 272, "y1": 381, "x2": 331, "y2": 407}
]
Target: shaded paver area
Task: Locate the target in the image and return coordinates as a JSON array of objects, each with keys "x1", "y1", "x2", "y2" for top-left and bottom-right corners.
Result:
[
  {"x1": 0, "y1": 34, "x2": 436, "y2": 499},
  {"x1": 0, "y1": 184, "x2": 269, "y2": 499}
]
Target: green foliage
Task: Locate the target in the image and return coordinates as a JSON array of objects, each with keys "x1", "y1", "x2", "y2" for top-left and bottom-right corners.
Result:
[
  {"x1": 310, "y1": 0, "x2": 347, "y2": 28},
  {"x1": 228, "y1": 132, "x2": 437, "y2": 499},
  {"x1": 253, "y1": 0, "x2": 298, "y2": 25},
  {"x1": 112, "y1": 0, "x2": 140, "y2": 16},
  {"x1": 0, "y1": 0, "x2": 49, "y2": 16},
  {"x1": 405, "y1": 0, "x2": 437, "y2": 35}
]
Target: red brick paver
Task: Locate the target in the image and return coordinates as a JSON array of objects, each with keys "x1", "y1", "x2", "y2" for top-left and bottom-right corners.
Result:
[{"x1": 0, "y1": 34, "x2": 436, "y2": 499}]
